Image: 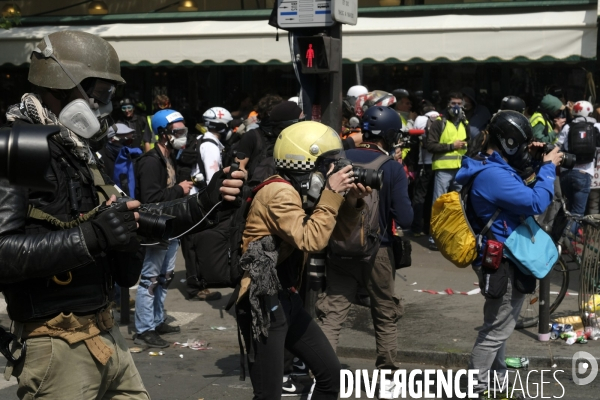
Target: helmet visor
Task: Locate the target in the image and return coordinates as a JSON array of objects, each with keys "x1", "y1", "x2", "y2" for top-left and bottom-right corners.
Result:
[{"x1": 86, "y1": 79, "x2": 116, "y2": 105}]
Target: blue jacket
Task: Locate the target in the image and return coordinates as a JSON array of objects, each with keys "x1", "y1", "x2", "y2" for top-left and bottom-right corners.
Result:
[
  {"x1": 455, "y1": 152, "x2": 555, "y2": 259},
  {"x1": 346, "y1": 146, "x2": 413, "y2": 246}
]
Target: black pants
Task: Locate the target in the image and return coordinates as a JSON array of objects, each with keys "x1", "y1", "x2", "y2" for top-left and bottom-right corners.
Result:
[
  {"x1": 237, "y1": 291, "x2": 341, "y2": 400},
  {"x1": 180, "y1": 234, "x2": 204, "y2": 298},
  {"x1": 411, "y1": 164, "x2": 434, "y2": 234}
]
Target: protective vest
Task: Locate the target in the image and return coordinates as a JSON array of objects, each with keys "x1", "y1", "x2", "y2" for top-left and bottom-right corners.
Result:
[
  {"x1": 529, "y1": 113, "x2": 552, "y2": 136},
  {"x1": 3, "y1": 141, "x2": 118, "y2": 321},
  {"x1": 432, "y1": 118, "x2": 467, "y2": 170}
]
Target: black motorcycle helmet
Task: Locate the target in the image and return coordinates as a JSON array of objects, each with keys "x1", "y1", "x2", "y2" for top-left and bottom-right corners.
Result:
[
  {"x1": 362, "y1": 105, "x2": 403, "y2": 149},
  {"x1": 488, "y1": 110, "x2": 533, "y2": 172},
  {"x1": 500, "y1": 96, "x2": 526, "y2": 114}
]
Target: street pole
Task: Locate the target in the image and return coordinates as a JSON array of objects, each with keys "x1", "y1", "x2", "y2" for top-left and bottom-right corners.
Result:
[
  {"x1": 538, "y1": 277, "x2": 551, "y2": 340},
  {"x1": 319, "y1": 23, "x2": 342, "y2": 131}
]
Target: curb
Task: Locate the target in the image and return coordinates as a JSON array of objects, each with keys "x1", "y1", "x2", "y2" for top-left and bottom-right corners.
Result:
[{"x1": 335, "y1": 347, "x2": 600, "y2": 369}]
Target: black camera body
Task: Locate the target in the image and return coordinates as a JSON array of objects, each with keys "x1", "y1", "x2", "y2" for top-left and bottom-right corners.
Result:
[
  {"x1": 109, "y1": 197, "x2": 175, "y2": 242},
  {"x1": 331, "y1": 158, "x2": 383, "y2": 190},
  {"x1": 542, "y1": 144, "x2": 576, "y2": 169}
]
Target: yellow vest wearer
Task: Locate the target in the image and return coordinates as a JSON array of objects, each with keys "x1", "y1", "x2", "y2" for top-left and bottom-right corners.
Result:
[
  {"x1": 399, "y1": 113, "x2": 407, "y2": 127},
  {"x1": 529, "y1": 112, "x2": 552, "y2": 132},
  {"x1": 432, "y1": 118, "x2": 467, "y2": 170},
  {"x1": 146, "y1": 115, "x2": 156, "y2": 150}
]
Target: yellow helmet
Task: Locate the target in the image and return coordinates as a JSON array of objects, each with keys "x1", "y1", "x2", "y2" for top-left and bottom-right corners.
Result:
[{"x1": 274, "y1": 121, "x2": 343, "y2": 172}]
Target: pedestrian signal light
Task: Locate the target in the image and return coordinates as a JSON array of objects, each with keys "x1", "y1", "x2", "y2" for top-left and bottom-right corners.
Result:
[{"x1": 297, "y1": 36, "x2": 340, "y2": 74}]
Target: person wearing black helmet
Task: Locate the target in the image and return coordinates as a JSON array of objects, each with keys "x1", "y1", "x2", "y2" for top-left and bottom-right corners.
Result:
[
  {"x1": 455, "y1": 111, "x2": 562, "y2": 399},
  {"x1": 499, "y1": 95, "x2": 526, "y2": 114},
  {"x1": 317, "y1": 106, "x2": 413, "y2": 378},
  {"x1": 118, "y1": 97, "x2": 153, "y2": 152}
]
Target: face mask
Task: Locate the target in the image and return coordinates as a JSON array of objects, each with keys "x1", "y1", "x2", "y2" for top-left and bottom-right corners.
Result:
[
  {"x1": 59, "y1": 99, "x2": 102, "y2": 139},
  {"x1": 224, "y1": 129, "x2": 232, "y2": 142},
  {"x1": 449, "y1": 105, "x2": 462, "y2": 118},
  {"x1": 305, "y1": 172, "x2": 325, "y2": 209},
  {"x1": 170, "y1": 135, "x2": 187, "y2": 150}
]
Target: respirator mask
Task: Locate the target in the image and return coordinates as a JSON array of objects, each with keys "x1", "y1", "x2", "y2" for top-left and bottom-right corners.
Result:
[
  {"x1": 168, "y1": 127, "x2": 188, "y2": 150},
  {"x1": 286, "y1": 171, "x2": 326, "y2": 210},
  {"x1": 33, "y1": 35, "x2": 116, "y2": 141}
]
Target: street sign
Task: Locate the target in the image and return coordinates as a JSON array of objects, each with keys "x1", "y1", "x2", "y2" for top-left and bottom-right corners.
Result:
[
  {"x1": 332, "y1": 0, "x2": 357, "y2": 25},
  {"x1": 277, "y1": 0, "x2": 335, "y2": 28}
]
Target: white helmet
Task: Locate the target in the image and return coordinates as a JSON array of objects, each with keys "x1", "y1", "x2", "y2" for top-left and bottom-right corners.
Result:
[
  {"x1": 203, "y1": 107, "x2": 233, "y2": 139},
  {"x1": 573, "y1": 101, "x2": 594, "y2": 117},
  {"x1": 346, "y1": 85, "x2": 368, "y2": 98},
  {"x1": 288, "y1": 96, "x2": 299, "y2": 104}
]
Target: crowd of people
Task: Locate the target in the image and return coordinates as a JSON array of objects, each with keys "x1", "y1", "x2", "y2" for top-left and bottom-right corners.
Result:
[{"x1": 0, "y1": 29, "x2": 597, "y2": 400}]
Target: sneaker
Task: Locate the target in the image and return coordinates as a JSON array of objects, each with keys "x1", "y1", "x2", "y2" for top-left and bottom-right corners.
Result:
[
  {"x1": 428, "y1": 236, "x2": 438, "y2": 251},
  {"x1": 134, "y1": 330, "x2": 169, "y2": 348},
  {"x1": 290, "y1": 357, "x2": 308, "y2": 376},
  {"x1": 189, "y1": 289, "x2": 222, "y2": 301},
  {"x1": 282, "y1": 375, "x2": 303, "y2": 397},
  {"x1": 155, "y1": 322, "x2": 180, "y2": 334}
]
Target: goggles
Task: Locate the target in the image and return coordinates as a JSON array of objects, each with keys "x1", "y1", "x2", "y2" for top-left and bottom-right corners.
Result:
[
  {"x1": 121, "y1": 105, "x2": 134, "y2": 112},
  {"x1": 169, "y1": 127, "x2": 188, "y2": 137},
  {"x1": 86, "y1": 79, "x2": 115, "y2": 105}
]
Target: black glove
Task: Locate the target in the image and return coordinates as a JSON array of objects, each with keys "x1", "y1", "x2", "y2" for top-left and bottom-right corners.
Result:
[{"x1": 81, "y1": 202, "x2": 138, "y2": 254}]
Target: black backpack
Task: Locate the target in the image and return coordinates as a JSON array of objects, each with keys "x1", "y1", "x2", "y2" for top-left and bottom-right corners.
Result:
[
  {"x1": 567, "y1": 120, "x2": 598, "y2": 164},
  {"x1": 190, "y1": 177, "x2": 291, "y2": 289}
]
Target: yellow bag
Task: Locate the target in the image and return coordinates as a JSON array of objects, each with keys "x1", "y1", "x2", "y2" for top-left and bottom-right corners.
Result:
[
  {"x1": 431, "y1": 191, "x2": 477, "y2": 268},
  {"x1": 431, "y1": 187, "x2": 500, "y2": 268}
]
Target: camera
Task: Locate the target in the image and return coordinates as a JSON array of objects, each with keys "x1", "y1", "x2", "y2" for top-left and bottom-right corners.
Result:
[
  {"x1": 542, "y1": 144, "x2": 576, "y2": 169},
  {"x1": 113, "y1": 197, "x2": 175, "y2": 242},
  {"x1": 332, "y1": 158, "x2": 383, "y2": 190},
  {"x1": 0, "y1": 125, "x2": 58, "y2": 191}
]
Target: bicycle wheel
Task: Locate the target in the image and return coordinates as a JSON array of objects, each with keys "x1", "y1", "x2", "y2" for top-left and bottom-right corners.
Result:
[{"x1": 516, "y1": 256, "x2": 569, "y2": 329}]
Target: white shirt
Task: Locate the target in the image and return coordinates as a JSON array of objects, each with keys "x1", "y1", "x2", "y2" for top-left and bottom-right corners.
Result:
[
  {"x1": 199, "y1": 131, "x2": 224, "y2": 184},
  {"x1": 557, "y1": 116, "x2": 597, "y2": 176}
]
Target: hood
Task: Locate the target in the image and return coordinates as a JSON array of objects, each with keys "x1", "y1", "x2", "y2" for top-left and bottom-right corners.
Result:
[
  {"x1": 461, "y1": 87, "x2": 478, "y2": 106},
  {"x1": 455, "y1": 151, "x2": 514, "y2": 186},
  {"x1": 539, "y1": 94, "x2": 564, "y2": 115}
]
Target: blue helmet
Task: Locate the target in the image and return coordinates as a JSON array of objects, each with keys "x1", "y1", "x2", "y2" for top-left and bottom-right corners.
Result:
[
  {"x1": 151, "y1": 109, "x2": 184, "y2": 135},
  {"x1": 362, "y1": 106, "x2": 403, "y2": 147}
]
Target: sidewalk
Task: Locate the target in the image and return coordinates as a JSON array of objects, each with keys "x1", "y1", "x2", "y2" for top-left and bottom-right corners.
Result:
[
  {"x1": 109, "y1": 235, "x2": 597, "y2": 370},
  {"x1": 0, "y1": 235, "x2": 595, "y2": 377}
]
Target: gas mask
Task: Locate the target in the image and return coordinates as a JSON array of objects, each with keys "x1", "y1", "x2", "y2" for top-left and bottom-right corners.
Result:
[
  {"x1": 286, "y1": 171, "x2": 326, "y2": 210},
  {"x1": 448, "y1": 105, "x2": 462, "y2": 119}
]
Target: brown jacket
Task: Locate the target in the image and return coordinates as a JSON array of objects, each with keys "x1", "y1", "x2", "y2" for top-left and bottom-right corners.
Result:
[{"x1": 238, "y1": 176, "x2": 364, "y2": 300}]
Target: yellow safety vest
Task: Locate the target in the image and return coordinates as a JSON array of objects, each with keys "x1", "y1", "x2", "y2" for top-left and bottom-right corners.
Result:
[
  {"x1": 146, "y1": 115, "x2": 157, "y2": 150},
  {"x1": 432, "y1": 119, "x2": 467, "y2": 170},
  {"x1": 529, "y1": 112, "x2": 552, "y2": 134}
]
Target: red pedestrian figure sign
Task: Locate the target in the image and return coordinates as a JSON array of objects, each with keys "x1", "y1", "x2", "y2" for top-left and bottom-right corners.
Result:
[{"x1": 306, "y1": 44, "x2": 314, "y2": 67}]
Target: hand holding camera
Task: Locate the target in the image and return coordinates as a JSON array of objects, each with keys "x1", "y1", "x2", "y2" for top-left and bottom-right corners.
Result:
[
  {"x1": 326, "y1": 164, "x2": 355, "y2": 195},
  {"x1": 88, "y1": 195, "x2": 140, "y2": 252}
]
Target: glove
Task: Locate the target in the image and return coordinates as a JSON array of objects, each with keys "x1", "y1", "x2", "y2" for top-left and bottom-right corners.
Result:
[{"x1": 81, "y1": 202, "x2": 138, "y2": 254}]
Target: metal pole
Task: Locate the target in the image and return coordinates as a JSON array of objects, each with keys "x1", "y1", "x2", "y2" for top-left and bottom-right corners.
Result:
[
  {"x1": 538, "y1": 277, "x2": 550, "y2": 341},
  {"x1": 319, "y1": 23, "x2": 342, "y2": 131}
]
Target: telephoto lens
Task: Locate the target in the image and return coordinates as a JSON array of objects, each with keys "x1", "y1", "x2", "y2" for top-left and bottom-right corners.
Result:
[
  {"x1": 353, "y1": 167, "x2": 384, "y2": 190},
  {"x1": 542, "y1": 144, "x2": 576, "y2": 169},
  {"x1": 115, "y1": 197, "x2": 175, "y2": 241}
]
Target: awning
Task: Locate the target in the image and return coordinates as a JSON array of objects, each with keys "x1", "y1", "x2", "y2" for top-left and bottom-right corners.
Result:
[{"x1": 0, "y1": 9, "x2": 595, "y2": 66}]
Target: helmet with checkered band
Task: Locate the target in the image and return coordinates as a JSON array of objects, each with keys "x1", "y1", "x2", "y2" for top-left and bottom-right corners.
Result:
[{"x1": 273, "y1": 121, "x2": 343, "y2": 172}]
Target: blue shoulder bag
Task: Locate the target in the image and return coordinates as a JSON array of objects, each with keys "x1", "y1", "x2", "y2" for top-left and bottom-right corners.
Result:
[{"x1": 503, "y1": 216, "x2": 558, "y2": 279}]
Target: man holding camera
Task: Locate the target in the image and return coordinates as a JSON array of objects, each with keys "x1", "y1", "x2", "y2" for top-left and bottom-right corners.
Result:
[
  {"x1": 0, "y1": 31, "x2": 243, "y2": 399},
  {"x1": 317, "y1": 106, "x2": 413, "y2": 375},
  {"x1": 133, "y1": 109, "x2": 194, "y2": 348}
]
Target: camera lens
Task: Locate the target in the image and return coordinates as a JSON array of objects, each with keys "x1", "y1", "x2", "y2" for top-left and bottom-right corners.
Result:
[
  {"x1": 353, "y1": 167, "x2": 384, "y2": 190},
  {"x1": 137, "y1": 212, "x2": 175, "y2": 241}
]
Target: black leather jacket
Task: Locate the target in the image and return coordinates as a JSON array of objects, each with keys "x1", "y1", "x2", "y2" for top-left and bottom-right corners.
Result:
[{"x1": 0, "y1": 132, "x2": 221, "y2": 321}]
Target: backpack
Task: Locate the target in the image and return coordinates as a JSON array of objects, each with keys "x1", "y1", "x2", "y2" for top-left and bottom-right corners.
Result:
[
  {"x1": 567, "y1": 120, "x2": 598, "y2": 164},
  {"x1": 191, "y1": 177, "x2": 291, "y2": 289},
  {"x1": 328, "y1": 154, "x2": 392, "y2": 264},
  {"x1": 430, "y1": 174, "x2": 499, "y2": 268},
  {"x1": 176, "y1": 134, "x2": 201, "y2": 183}
]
